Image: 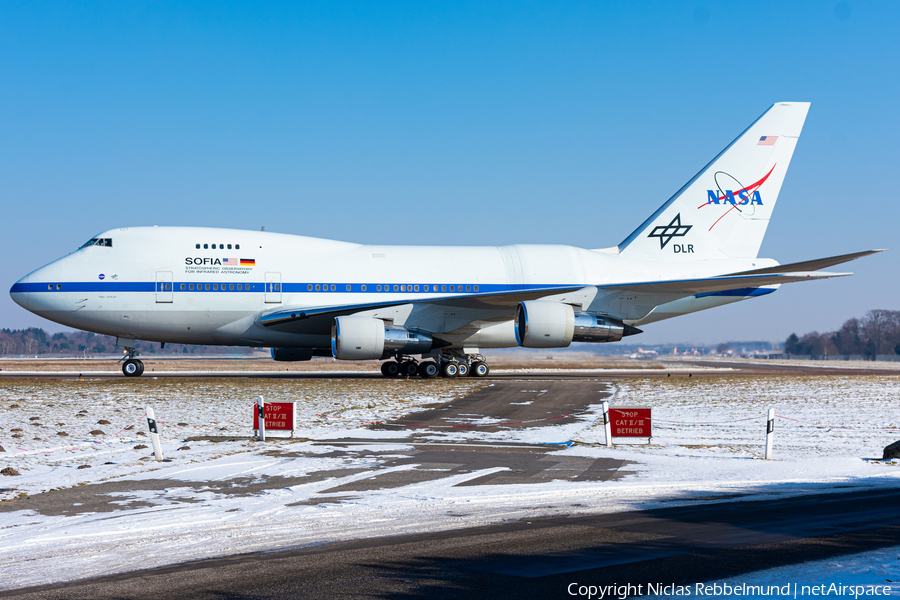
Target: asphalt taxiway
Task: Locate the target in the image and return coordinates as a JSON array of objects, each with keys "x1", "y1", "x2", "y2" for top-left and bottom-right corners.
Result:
[{"x1": 3, "y1": 488, "x2": 898, "y2": 599}]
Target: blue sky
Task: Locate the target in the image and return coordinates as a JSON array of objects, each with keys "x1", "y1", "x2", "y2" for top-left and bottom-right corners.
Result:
[{"x1": 2, "y1": 1, "x2": 897, "y2": 345}]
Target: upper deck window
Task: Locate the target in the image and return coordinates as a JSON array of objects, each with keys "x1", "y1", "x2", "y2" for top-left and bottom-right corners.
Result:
[{"x1": 80, "y1": 238, "x2": 112, "y2": 249}]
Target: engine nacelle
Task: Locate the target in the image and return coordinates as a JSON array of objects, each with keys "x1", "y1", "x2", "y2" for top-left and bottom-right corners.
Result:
[
  {"x1": 331, "y1": 316, "x2": 435, "y2": 360},
  {"x1": 516, "y1": 301, "x2": 641, "y2": 348},
  {"x1": 572, "y1": 313, "x2": 630, "y2": 343},
  {"x1": 515, "y1": 301, "x2": 575, "y2": 348}
]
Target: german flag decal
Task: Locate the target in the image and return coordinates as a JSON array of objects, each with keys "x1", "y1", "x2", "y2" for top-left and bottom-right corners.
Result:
[{"x1": 240, "y1": 259, "x2": 256, "y2": 266}]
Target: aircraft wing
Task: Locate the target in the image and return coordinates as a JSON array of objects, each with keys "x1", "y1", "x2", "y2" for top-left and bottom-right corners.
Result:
[
  {"x1": 260, "y1": 268, "x2": 854, "y2": 336},
  {"x1": 259, "y1": 285, "x2": 584, "y2": 332}
]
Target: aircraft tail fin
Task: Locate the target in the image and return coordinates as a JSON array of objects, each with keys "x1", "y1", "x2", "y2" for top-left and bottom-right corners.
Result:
[{"x1": 618, "y1": 102, "x2": 810, "y2": 261}]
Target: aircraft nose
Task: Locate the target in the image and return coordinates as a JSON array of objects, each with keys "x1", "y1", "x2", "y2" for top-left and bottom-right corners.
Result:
[{"x1": 10, "y1": 273, "x2": 31, "y2": 311}]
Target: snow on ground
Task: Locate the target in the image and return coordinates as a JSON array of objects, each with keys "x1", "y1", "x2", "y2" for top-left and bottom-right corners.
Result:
[
  {"x1": 1, "y1": 374, "x2": 899, "y2": 590},
  {"x1": 0, "y1": 377, "x2": 487, "y2": 499}
]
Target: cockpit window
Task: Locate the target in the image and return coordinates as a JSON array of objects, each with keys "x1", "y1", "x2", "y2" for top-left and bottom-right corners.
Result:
[{"x1": 80, "y1": 238, "x2": 112, "y2": 248}]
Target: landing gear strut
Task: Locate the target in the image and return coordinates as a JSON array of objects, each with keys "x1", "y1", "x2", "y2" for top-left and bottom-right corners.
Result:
[
  {"x1": 381, "y1": 356, "x2": 439, "y2": 378},
  {"x1": 119, "y1": 347, "x2": 144, "y2": 377},
  {"x1": 379, "y1": 352, "x2": 490, "y2": 379}
]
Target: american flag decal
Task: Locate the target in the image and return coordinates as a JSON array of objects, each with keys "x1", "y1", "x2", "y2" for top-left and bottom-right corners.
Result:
[
  {"x1": 757, "y1": 136, "x2": 778, "y2": 146},
  {"x1": 223, "y1": 258, "x2": 239, "y2": 266}
]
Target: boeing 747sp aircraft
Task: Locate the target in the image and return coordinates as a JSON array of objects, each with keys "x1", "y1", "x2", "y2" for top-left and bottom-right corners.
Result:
[{"x1": 10, "y1": 102, "x2": 882, "y2": 377}]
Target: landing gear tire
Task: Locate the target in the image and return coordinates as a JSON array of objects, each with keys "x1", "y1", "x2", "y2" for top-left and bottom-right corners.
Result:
[
  {"x1": 123, "y1": 359, "x2": 143, "y2": 377},
  {"x1": 441, "y1": 361, "x2": 459, "y2": 378},
  {"x1": 471, "y1": 361, "x2": 490, "y2": 377},
  {"x1": 381, "y1": 361, "x2": 401, "y2": 378},
  {"x1": 418, "y1": 361, "x2": 439, "y2": 379},
  {"x1": 456, "y1": 362, "x2": 469, "y2": 377},
  {"x1": 399, "y1": 361, "x2": 419, "y2": 377}
]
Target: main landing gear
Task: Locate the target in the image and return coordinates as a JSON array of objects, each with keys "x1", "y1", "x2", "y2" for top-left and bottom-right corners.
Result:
[
  {"x1": 380, "y1": 352, "x2": 490, "y2": 379},
  {"x1": 120, "y1": 347, "x2": 145, "y2": 377}
]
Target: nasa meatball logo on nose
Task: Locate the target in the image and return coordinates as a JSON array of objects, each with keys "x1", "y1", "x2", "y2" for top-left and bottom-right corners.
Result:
[{"x1": 98, "y1": 274, "x2": 105, "y2": 280}]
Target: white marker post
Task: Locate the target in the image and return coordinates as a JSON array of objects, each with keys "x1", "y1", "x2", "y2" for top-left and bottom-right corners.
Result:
[
  {"x1": 765, "y1": 408, "x2": 775, "y2": 460},
  {"x1": 257, "y1": 395, "x2": 266, "y2": 442},
  {"x1": 601, "y1": 400, "x2": 612, "y2": 447},
  {"x1": 146, "y1": 406, "x2": 164, "y2": 461}
]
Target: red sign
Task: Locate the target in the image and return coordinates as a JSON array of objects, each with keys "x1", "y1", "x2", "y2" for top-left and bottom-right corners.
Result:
[
  {"x1": 610, "y1": 407, "x2": 651, "y2": 437},
  {"x1": 253, "y1": 402, "x2": 295, "y2": 431}
]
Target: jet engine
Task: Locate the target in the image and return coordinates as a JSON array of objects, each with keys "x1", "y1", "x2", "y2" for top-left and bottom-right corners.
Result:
[
  {"x1": 331, "y1": 316, "x2": 436, "y2": 360},
  {"x1": 515, "y1": 301, "x2": 641, "y2": 348}
]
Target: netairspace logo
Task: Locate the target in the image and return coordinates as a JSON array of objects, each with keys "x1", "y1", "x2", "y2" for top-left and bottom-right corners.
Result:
[{"x1": 566, "y1": 582, "x2": 895, "y2": 599}]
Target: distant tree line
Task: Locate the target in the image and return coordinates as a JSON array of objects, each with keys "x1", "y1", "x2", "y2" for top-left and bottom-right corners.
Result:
[
  {"x1": 0, "y1": 328, "x2": 255, "y2": 356},
  {"x1": 784, "y1": 310, "x2": 900, "y2": 358}
]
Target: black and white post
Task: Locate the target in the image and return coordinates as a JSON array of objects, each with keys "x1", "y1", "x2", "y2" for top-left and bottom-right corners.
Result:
[
  {"x1": 765, "y1": 408, "x2": 775, "y2": 460},
  {"x1": 146, "y1": 406, "x2": 164, "y2": 461},
  {"x1": 601, "y1": 400, "x2": 612, "y2": 447},
  {"x1": 257, "y1": 395, "x2": 266, "y2": 442}
]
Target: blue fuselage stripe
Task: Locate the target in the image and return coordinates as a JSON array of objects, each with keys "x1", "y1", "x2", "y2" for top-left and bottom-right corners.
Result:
[{"x1": 9, "y1": 282, "x2": 572, "y2": 294}]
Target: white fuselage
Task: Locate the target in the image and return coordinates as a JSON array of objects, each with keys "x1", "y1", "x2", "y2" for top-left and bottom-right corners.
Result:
[{"x1": 10, "y1": 226, "x2": 774, "y2": 351}]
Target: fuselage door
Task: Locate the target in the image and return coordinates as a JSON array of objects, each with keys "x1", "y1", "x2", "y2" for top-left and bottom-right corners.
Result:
[
  {"x1": 265, "y1": 272, "x2": 282, "y2": 303},
  {"x1": 156, "y1": 271, "x2": 174, "y2": 303}
]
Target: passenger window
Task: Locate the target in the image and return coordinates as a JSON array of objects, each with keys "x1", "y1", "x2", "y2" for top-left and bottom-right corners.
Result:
[
  {"x1": 376, "y1": 285, "x2": 382, "y2": 291},
  {"x1": 189, "y1": 284, "x2": 194, "y2": 290},
  {"x1": 204, "y1": 244, "x2": 208, "y2": 249},
  {"x1": 474, "y1": 285, "x2": 479, "y2": 292},
  {"x1": 274, "y1": 283, "x2": 280, "y2": 291},
  {"x1": 180, "y1": 284, "x2": 185, "y2": 290},
  {"x1": 449, "y1": 285, "x2": 455, "y2": 292},
  {"x1": 361, "y1": 284, "x2": 366, "y2": 291},
  {"x1": 165, "y1": 283, "x2": 171, "y2": 291},
  {"x1": 47, "y1": 284, "x2": 52, "y2": 290},
  {"x1": 235, "y1": 244, "x2": 240, "y2": 250},
  {"x1": 315, "y1": 284, "x2": 320, "y2": 291},
  {"x1": 423, "y1": 285, "x2": 429, "y2": 291},
  {"x1": 205, "y1": 284, "x2": 210, "y2": 290},
  {"x1": 393, "y1": 285, "x2": 399, "y2": 291},
  {"x1": 196, "y1": 244, "x2": 200, "y2": 249},
  {"x1": 219, "y1": 244, "x2": 224, "y2": 249},
  {"x1": 227, "y1": 244, "x2": 232, "y2": 249},
  {"x1": 466, "y1": 285, "x2": 471, "y2": 292},
  {"x1": 346, "y1": 284, "x2": 351, "y2": 291},
  {"x1": 414, "y1": 285, "x2": 419, "y2": 292},
  {"x1": 330, "y1": 284, "x2": 335, "y2": 291},
  {"x1": 236, "y1": 284, "x2": 242, "y2": 291},
  {"x1": 400, "y1": 285, "x2": 406, "y2": 292},
  {"x1": 213, "y1": 284, "x2": 218, "y2": 290},
  {"x1": 441, "y1": 285, "x2": 447, "y2": 292},
  {"x1": 307, "y1": 284, "x2": 312, "y2": 291}
]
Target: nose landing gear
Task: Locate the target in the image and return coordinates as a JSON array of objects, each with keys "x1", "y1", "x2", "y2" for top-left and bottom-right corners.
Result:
[{"x1": 119, "y1": 347, "x2": 144, "y2": 377}]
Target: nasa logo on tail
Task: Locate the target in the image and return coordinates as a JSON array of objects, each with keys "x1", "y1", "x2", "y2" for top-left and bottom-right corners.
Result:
[
  {"x1": 699, "y1": 165, "x2": 776, "y2": 231},
  {"x1": 648, "y1": 213, "x2": 693, "y2": 252}
]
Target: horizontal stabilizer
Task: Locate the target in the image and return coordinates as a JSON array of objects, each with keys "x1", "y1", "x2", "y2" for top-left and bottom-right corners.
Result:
[
  {"x1": 725, "y1": 249, "x2": 886, "y2": 276},
  {"x1": 601, "y1": 271, "x2": 850, "y2": 296}
]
